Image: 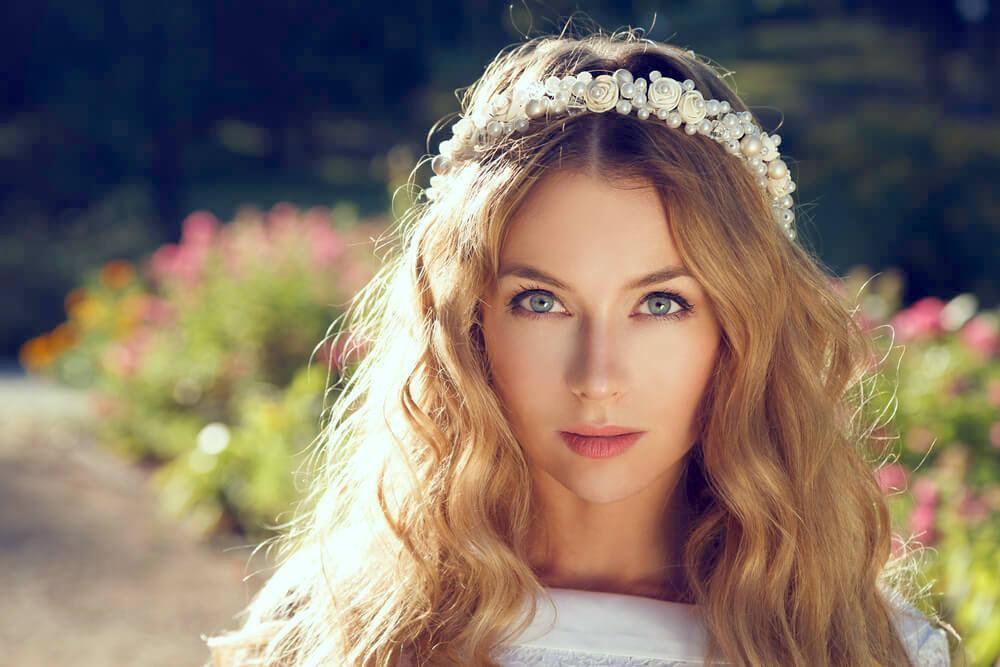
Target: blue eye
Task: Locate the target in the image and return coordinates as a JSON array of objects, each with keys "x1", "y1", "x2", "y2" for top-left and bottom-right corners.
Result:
[{"x1": 506, "y1": 283, "x2": 694, "y2": 322}]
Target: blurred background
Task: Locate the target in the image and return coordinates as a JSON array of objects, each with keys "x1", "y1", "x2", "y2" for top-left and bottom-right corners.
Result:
[{"x1": 2, "y1": 1, "x2": 997, "y2": 665}]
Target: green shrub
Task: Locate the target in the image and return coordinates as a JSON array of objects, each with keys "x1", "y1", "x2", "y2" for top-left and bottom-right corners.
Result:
[{"x1": 23, "y1": 202, "x2": 385, "y2": 540}]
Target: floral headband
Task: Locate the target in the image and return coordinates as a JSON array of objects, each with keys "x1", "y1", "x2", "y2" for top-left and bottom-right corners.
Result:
[{"x1": 424, "y1": 68, "x2": 798, "y2": 242}]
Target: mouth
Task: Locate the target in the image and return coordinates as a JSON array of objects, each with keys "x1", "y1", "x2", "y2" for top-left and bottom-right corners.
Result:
[{"x1": 558, "y1": 430, "x2": 644, "y2": 459}]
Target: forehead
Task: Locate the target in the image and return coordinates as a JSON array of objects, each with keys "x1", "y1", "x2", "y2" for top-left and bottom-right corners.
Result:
[{"x1": 500, "y1": 170, "x2": 683, "y2": 269}]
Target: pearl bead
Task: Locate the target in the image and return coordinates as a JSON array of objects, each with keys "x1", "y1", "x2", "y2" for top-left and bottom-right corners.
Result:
[
  {"x1": 787, "y1": 181, "x2": 796, "y2": 192},
  {"x1": 525, "y1": 99, "x2": 545, "y2": 119},
  {"x1": 767, "y1": 159, "x2": 787, "y2": 179},
  {"x1": 637, "y1": 108, "x2": 650, "y2": 120},
  {"x1": 635, "y1": 78, "x2": 647, "y2": 91},
  {"x1": 699, "y1": 119, "x2": 712, "y2": 134},
  {"x1": 656, "y1": 108, "x2": 669, "y2": 120},
  {"x1": 707, "y1": 99, "x2": 720, "y2": 116},
  {"x1": 616, "y1": 100, "x2": 632, "y2": 114},
  {"x1": 572, "y1": 81, "x2": 587, "y2": 98},
  {"x1": 780, "y1": 209, "x2": 794, "y2": 224},
  {"x1": 431, "y1": 154, "x2": 450, "y2": 175},
  {"x1": 556, "y1": 90, "x2": 570, "y2": 104},
  {"x1": 723, "y1": 114, "x2": 739, "y2": 128},
  {"x1": 633, "y1": 93, "x2": 646, "y2": 107},
  {"x1": 551, "y1": 101, "x2": 567, "y2": 114},
  {"x1": 755, "y1": 162, "x2": 768, "y2": 176},
  {"x1": 620, "y1": 82, "x2": 635, "y2": 99},
  {"x1": 649, "y1": 70, "x2": 662, "y2": 81},
  {"x1": 577, "y1": 71, "x2": 593, "y2": 83},
  {"x1": 545, "y1": 76, "x2": 562, "y2": 95},
  {"x1": 487, "y1": 120, "x2": 504, "y2": 136},
  {"x1": 780, "y1": 194, "x2": 793, "y2": 208},
  {"x1": 741, "y1": 136, "x2": 763, "y2": 157},
  {"x1": 771, "y1": 134, "x2": 781, "y2": 146},
  {"x1": 720, "y1": 101, "x2": 731, "y2": 113},
  {"x1": 684, "y1": 122, "x2": 698, "y2": 135},
  {"x1": 667, "y1": 112, "x2": 683, "y2": 128},
  {"x1": 682, "y1": 79, "x2": 695, "y2": 91},
  {"x1": 614, "y1": 68, "x2": 633, "y2": 85},
  {"x1": 514, "y1": 118, "x2": 529, "y2": 132}
]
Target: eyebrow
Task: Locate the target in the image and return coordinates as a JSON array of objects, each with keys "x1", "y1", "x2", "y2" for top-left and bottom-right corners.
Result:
[{"x1": 497, "y1": 262, "x2": 693, "y2": 292}]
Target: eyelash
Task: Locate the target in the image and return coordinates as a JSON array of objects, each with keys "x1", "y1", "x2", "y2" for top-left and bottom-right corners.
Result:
[{"x1": 506, "y1": 282, "x2": 695, "y2": 323}]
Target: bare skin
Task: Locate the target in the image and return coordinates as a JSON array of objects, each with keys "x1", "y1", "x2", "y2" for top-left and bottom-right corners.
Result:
[{"x1": 479, "y1": 170, "x2": 722, "y2": 603}]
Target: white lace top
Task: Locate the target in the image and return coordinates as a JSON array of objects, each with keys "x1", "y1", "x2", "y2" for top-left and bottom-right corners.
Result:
[{"x1": 492, "y1": 587, "x2": 951, "y2": 666}]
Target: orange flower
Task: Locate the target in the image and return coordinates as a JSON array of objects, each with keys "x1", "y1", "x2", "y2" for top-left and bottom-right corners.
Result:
[
  {"x1": 19, "y1": 335, "x2": 55, "y2": 371},
  {"x1": 64, "y1": 287, "x2": 88, "y2": 312},
  {"x1": 49, "y1": 322, "x2": 79, "y2": 351},
  {"x1": 100, "y1": 260, "x2": 135, "y2": 290}
]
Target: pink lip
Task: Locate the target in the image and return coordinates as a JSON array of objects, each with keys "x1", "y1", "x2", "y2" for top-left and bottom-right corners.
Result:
[
  {"x1": 562, "y1": 423, "x2": 643, "y2": 437},
  {"x1": 559, "y1": 431, "x2": 644, "y2": 459}
]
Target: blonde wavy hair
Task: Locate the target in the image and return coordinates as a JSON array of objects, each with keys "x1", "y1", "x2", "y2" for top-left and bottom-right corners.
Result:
[{"x1": 203, "y1": 26, "x2": 951, "y2": 667}]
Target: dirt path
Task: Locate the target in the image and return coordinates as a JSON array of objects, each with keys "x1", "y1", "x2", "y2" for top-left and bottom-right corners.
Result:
[{"x1": 0, "y1": 372, "x2": 270, "y2": 667}]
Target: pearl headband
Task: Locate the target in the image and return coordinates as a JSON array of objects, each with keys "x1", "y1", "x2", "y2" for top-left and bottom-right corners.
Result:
[{"x1": 425, "y1": 68, "x2": 798, "y2": 242}]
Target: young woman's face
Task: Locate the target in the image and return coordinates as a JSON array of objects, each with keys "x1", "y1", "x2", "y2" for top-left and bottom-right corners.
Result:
[{"x1": 480, "y1": 170, "x2": 722, "y2": 505}]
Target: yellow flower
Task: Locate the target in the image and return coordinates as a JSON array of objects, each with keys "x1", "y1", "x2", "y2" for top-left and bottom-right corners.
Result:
[{"x1": 69, "y1": 294, "x2": 109, "y2": 329}]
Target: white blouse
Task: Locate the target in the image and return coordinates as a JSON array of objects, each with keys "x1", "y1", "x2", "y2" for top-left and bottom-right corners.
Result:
[{"x1": 493, "y1": 587, "x2": 951, "y2": 666}]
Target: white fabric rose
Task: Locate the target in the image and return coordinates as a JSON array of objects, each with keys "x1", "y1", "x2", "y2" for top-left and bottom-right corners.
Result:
[
  {"x1": 584, "y1": 74, "x2": 620, "y2": 113},
  {"x1": 759, "y1": 134, "x2": 779, "y2": 162},
  {"x1": 647, "y1": 77, "x2": 682, "y2": 111},
  {"x1": 677, "y1": 90, "x2": 707, "y2": 125},
  {"x1": 767, "y1": 173, "x2": 792, "y2": 197}
]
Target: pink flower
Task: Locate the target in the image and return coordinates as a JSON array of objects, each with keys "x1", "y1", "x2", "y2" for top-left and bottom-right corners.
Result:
[
  {"x1": 957, "y1": 487, "x2": 990, "y2": 524},
  {"x1": 304, "y1": 207, "x2": 345, "y2": 266},
  {"x1": 181, "y1": 211, "x2": 219, "y2": 248},
  {"x1": 911, "y1": 477, "x2": 940, "y2": 506},
  {"x1": 990, "y1": 422, "x2": 1000, "y2": 450},
  {"x1": 150, "y1": 243, "x2": 209, "y2": 285},
  {"x1": 877, "y1": 462, "x2": 909, "y2": 494},
  {"x1": 889, "y1": 297, "x2": 946, "y2": 343},
  {"x1": 958, "y1": 314, "x2": 998, "y2": 359},
  {"x1": 101, "y1": 329, "x2": 151, "y2": 378},
  {"x1": 267, "y1": 202, "x2": 300, "y2": 241},
  {"x1": 138, "y1": 295, "x2": 174, "y2": 325},
  {"x1": 908, "y1": 504, "x2": 937, "y2": 546}
]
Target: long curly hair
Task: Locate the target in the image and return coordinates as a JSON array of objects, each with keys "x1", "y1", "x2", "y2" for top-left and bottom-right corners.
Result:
[{"x1": 202, "y1": 27, "x2": 947, "y2": 667}]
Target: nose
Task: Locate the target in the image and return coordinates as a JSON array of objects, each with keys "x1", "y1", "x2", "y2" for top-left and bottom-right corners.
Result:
[{"x1": 567, "y1": 318, "x2": 625, "y2": 402}]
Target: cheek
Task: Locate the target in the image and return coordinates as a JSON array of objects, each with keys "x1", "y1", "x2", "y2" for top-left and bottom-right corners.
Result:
[
  {"x1": 481, "y1": 311, "x2": 565, "y2": 417},
  {"x1": 639, "y1": 328, "x2": 719, "y2": 435}
]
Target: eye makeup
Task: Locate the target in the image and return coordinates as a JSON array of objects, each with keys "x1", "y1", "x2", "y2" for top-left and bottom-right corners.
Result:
[{"x1": 506, "y1": 282, "x2": 695, "y2": 323}]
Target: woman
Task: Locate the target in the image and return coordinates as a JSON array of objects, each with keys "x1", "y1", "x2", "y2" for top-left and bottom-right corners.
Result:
[{"x1": 203, "y1": 27, "x2": 955, "y2": 666}]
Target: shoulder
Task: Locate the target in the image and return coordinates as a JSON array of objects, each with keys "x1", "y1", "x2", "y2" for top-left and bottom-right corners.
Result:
[{"x1": 889, "y1": 599, "x2": 951, "y2": 667}]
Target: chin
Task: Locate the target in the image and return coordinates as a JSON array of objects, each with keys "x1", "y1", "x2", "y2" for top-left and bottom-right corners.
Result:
[{"x1": 555, "y1": 473, "x2": 646, "y2": 505}]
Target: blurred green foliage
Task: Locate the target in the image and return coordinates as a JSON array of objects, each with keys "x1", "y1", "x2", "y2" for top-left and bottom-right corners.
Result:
[
  {"x1": 842, "y1": 267, "x2": 1000, "y2": 666},
  {"x1": 21, "y1": 203, "x2": 386, "y2": 540}
]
